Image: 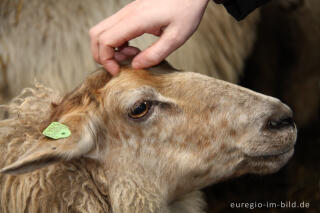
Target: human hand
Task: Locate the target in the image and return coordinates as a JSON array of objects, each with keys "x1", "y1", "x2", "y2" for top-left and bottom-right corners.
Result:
[{"x1": 89, "y1": 0, "x2": 209, "y2": 75}]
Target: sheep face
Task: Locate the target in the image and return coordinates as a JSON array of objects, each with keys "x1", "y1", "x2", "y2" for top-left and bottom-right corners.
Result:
[
  {"x1": 1, "y1": 65, "x2": 297, "y2": 198},
  {"x1": 97, "y1": 67, "x2": 297, "y2": 195}
]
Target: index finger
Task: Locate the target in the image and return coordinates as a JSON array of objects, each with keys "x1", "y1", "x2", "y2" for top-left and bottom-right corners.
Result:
[
  {"x1": 89, "y1": 3, "x2": 135, "y2": 63},
  {"x1": 98, "y1": 18, "x2": 145, "y2": 73}
]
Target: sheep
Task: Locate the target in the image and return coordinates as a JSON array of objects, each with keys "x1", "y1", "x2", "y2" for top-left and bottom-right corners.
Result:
[
  {"x1": 0, "y1": 0, "x2": 259, "y2": 103},
  {"x1": 0, "y1": 63, "x2": 297, "y2": 213}
]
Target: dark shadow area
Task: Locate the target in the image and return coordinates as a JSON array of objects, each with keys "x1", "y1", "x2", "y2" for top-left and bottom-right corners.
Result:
[{"x1": 204, "y1": 1, "x2": 320, "y2": 212}]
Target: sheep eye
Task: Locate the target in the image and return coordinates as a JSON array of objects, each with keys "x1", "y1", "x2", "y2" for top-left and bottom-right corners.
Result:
[{"x1": 129, "y1": 101, "x2": 152, "y2": 119}]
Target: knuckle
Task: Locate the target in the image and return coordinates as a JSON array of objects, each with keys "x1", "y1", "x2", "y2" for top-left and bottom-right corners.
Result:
[
  {"x1": 98, "y1": 34, "x2": 111, "y2": 46},
  {"x1": 98, "y1": 37, "x2": 107, "y2": 45},
  {"x1": 89, "y1": 27, "x2": 99, "y2": 38},
  {"x1": 167, "y1": 32, "x2": 183, "y2": 45},
  {"x1": 100, "y1": 57, "x2": 110, "y2": 64}
]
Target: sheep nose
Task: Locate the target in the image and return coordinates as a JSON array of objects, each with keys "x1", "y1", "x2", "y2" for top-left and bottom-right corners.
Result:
[{"x1": 266, "y1": 102, "x2": 295, "y2": 130}]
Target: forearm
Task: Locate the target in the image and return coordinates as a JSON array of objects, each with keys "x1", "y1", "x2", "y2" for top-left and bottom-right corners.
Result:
[{"x1": 214, "y1": 0, "x2": 270, "y2": 21}]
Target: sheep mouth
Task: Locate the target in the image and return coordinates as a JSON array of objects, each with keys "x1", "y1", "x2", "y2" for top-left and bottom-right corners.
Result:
[
  {"x1": 247, "y1": 146, "x2": 295, "y2": 159},
  {"x1": 245, "y1": 148, "x2": 294, "y2": 175}
]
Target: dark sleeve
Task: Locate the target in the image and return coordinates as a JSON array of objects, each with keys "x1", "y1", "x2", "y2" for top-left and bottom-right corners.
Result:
[{"x1": 213, "y1": 0, "x2": 270, "y2": 21}]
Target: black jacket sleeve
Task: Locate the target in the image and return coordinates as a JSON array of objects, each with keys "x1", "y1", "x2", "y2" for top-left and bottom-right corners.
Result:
[{"x1": 214, "y1": 0, "x2": 270, "y2": 21}]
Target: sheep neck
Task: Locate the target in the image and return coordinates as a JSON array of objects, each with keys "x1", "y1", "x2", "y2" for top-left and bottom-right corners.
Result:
[
  {"x1": 108, "y1": 172, "x2": 170, "y2": 213},
  {"x1": 106, "y1": 170, "x2": 205, "y2": 213},
  {"x1": 84, "y1": 158, "x2": 205, "y2": 213}
]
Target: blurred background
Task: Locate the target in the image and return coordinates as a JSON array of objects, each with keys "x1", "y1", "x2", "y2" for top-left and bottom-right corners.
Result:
[
  {"x1": 1, "y1": 0, "x2": 319, "y2": 212},
  {"x1": 207, "y1": 1, "x2": 320, "y2": 212}
]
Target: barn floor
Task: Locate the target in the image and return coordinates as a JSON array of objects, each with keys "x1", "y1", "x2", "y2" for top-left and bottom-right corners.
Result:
[{"x1": 204, "y1": 116, "x2": 320, "y2": 213}]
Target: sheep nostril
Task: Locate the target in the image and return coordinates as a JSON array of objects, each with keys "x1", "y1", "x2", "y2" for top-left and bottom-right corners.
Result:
[
  {"x1": 280, "y1": 117, "x2": 294, "y2": 126},
  {"x1": 267, "y1": 116, "x2": 295, "y2": 130}
]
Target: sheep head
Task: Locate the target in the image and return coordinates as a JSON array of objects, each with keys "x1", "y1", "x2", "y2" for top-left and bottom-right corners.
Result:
[{"x1": 0, "y1": 63, "x2": 297, "y2": 199}]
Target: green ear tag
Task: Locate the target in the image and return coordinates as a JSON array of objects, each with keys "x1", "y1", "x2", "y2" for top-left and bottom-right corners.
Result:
[{"x1": 42, "y1": 122, "x2": 71, "y2": 139}]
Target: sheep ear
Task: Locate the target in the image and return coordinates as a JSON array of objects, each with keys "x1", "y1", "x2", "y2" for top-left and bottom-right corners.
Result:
[
  {"x1": 0, "y1": 121, "x2": 94, "y2": 175},
  {"x1": 1, "y1": 69, "x2": 109, "y2": 175}
]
